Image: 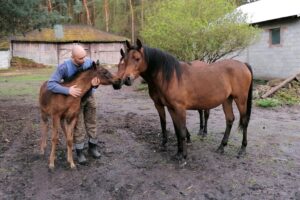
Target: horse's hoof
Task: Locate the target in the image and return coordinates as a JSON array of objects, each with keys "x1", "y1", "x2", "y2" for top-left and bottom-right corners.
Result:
[
  {"x1": 216, "y1": 145, "x2": 225, "y2": 154},
  {"x1": 237, "y1": 148, "x2": 246, "y2": 158},
  {"x1": 198, "y1": 130, "x2": 204, "y2": 135},
  {"x1": 202, "y1": 132, "x2": 208, "y2": 137}
]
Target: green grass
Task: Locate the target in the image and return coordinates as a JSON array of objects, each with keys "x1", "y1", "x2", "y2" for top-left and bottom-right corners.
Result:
[
  {"x1": 135, "y1": 83, "x2": 148, "y2": 92},
  {"x1": 0, "y1": 67, "x2": 54, "y2": 98},
  {"x1": 255, "y1": 98, "x2": 281, "y2": 108}
]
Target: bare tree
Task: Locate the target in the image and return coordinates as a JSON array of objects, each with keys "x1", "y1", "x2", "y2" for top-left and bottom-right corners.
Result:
[
  {"x1": 47, "y1": 0, "x2": 52, "y2": 12},
  {"x1": 83, "y1": 0, "x2": 92, "y2": 25},
  {"x1": 129, "y1": 0, "x2": 134, "y2": 42},
  {"x1": 104, "y1": 0, "x2": 110, "y2": 31}
]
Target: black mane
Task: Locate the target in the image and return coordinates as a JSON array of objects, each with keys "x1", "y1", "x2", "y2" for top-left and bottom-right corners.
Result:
[{"x1": 132, "y1": 46, "x2": 182, "y2": 84}]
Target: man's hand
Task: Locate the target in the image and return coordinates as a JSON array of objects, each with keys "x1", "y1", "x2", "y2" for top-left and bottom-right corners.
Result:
[
  {"x1": 69, "y1": 85, "x2": 82, "y2": 97},
  {"x1": 91, "y1": 77, "x2": 101, "y2": 87}
]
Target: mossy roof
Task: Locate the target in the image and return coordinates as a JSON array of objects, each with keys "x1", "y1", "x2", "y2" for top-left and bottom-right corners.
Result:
[{"x1": 11, "y1": 24, "x2": 128, "y2": 43}]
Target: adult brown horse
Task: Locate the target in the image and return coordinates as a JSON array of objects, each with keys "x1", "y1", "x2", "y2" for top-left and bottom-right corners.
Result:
[
  {"x1": 119, "y1": 39, "x2": 253, "y2": 161},
  {"x1": 115, "y1": 50, "x2": 210, "y2": 148},
  {"x1": 39, "y1": 61, "x2": 120, "y2": 169}
]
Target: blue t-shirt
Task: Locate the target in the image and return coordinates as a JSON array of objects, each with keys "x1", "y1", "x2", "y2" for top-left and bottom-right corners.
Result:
[{"x1": 47, "y1": 58, "x2": 93, "y2": 95}]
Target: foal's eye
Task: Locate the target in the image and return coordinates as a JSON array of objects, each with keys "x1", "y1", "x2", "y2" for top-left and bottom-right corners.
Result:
[{"x1": 135, "y1": 58, "x2": 140, "y2": 62}]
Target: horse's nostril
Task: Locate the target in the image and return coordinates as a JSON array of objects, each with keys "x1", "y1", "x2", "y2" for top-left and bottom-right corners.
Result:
[{"x1": 126, "y1": 76, "x2": 131, "y2": 82}]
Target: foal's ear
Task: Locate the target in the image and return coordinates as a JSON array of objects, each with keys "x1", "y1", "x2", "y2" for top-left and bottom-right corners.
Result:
[
  {"x1": 120, "y1": 49, "x2": 125, "y2": 58},
  {"x1": 136, "y1": 39, "x2": 142, "y2": 50},
  {"x1": 125, "y1": 40, "x2": 131, "y2": 49},
  {"x1": 96, "y1": 59, "x2": 100, "y2": 66}
]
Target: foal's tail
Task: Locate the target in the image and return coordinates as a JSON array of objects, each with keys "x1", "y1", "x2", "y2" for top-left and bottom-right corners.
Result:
[{"x1": 239, "y1": 62, "x2": 253, "y2": 130}]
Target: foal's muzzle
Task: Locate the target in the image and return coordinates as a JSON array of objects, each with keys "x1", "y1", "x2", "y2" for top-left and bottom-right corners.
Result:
[{"x1": 112, "y1": 78, "x2": 122, "y2": 90}]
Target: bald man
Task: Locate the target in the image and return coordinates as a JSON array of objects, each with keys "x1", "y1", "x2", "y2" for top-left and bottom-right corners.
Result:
[{"x1": 47, "y1": 44, "x2": 101, "y2": 164}]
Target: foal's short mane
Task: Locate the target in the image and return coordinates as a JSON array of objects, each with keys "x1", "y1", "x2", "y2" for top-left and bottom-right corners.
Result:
[
  {"x1": 130, "y1": 45, "x2": 182, "y2": 84},
  {"x1": 63, "y1": 65, "x2": 94, "y2": 83}
]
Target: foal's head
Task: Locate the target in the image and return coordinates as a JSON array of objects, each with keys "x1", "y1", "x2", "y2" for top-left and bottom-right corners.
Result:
[{"x1": 92, "y1": 61, "x2": 121, "y2": 87}]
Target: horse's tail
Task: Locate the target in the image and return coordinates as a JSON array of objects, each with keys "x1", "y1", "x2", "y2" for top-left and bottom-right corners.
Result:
[{"x1": 239, "y1": 62, "x2": 253, "y2": 131}]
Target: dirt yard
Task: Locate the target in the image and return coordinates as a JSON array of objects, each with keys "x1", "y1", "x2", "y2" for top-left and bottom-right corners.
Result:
[{"x1": 0, "y1": 75, "x2": 300, "y2": 200}]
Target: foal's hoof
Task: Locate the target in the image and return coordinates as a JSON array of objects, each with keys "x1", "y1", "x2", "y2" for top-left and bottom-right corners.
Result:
[
  {"x1": 70, "y1": 163, "x2": 76, "y2": 169},
  {"x1": 216, "y1": 145, "x2": 225, "y2": 154}
]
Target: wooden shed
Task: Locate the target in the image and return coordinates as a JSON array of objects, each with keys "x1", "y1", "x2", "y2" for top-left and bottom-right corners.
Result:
[{"x1": 10, "y1": 24, "x2": 128, "y2": 66}]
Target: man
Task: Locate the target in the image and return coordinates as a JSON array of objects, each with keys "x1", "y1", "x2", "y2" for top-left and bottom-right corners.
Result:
[{"x1": 47, "y1": 45, "x2": 101, "y2": 164}]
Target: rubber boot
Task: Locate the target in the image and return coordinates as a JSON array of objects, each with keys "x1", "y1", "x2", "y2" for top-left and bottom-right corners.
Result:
[
  {"x1": 88, "y1": 142, "x2": 101, "y2": 159},
  {"x1": 76, "y1": 148, "x2": 87, "y2": 164}
]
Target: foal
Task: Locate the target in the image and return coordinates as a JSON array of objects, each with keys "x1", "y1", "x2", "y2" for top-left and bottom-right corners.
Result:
[{"x1": 39, "y1": 62, "x2": 119, "y2": 169}]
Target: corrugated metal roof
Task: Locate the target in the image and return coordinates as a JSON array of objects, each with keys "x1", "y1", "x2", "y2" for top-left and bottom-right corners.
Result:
[
  {"x1": 11, "y1": 24, "x2": 128, "y2": 42},
  {"x1": 238, "y1": 0, "x2": 300, "y2": 24}
]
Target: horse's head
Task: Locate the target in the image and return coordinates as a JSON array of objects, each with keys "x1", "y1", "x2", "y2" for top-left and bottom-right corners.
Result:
[
  {"x1": 112, "y1": 49, "x2": 128, "y2": 90},
  {"x1": 120, "y1": 39, "x2": 147, "y2": 86},
  {"x1": 92, "y1": 61, "x2": 121, "y2": 87}
]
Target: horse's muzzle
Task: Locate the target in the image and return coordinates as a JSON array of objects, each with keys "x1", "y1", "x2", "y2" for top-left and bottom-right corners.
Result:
[{"x1": 124, "y1": 76, "x2": 132, "y2": 86}]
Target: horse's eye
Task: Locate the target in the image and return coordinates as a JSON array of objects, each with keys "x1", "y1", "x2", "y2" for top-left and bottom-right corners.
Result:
[{"x1": 135, "y1": 58, "x2": 140, "y2": 62}]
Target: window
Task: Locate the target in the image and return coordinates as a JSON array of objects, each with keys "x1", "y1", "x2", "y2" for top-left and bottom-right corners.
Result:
[{"x1": 270, "y1": 28, "x2": 280, "y2": 45}]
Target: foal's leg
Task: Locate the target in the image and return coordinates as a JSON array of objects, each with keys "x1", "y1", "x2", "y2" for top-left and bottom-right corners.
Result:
[
  {"x1": 217, "y1": 98, "x2": 235, "y2": 154},
  {"x1": 235, "y1": 97, "x2": 249, "y2": 158},
  {"x1": 49, "y1": 115, "x2": 60, "y2": 169},
  {"x1": 154, "y1": 103, "x2": 168, "y2": 147},
  {"x1": 65, "y1": 117, "x2": 77, "y2": 169},
  {"x1": 167, "y1": 107, "x2": 188, "y2": 160},
  {"x1": 40, "y1": 111, "x2": 48, "y2": 155}
]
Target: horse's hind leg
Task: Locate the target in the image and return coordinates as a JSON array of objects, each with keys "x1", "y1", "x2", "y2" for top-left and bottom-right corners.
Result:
[
  {"x1": 203, "y1": 109, "x2": 210, "y2": 136},
  {"x1": 217, "y1": 98, "x2": 235, "y2": 154},
  {"x1": 235, "y1": 97, "x2": 250, "y2": 158},
  {"x1": 40, "y1": 111, "x2": 48, "y2": 155},
  {"x1": 198, "y1": 110, "x2": 204, "y2": 135},
  {"x1": 198, "y1": 109, "x2": 210, "y2": 137},
  {"x1": 49, "y1": 115, "x2": 60, "y2": 169}
]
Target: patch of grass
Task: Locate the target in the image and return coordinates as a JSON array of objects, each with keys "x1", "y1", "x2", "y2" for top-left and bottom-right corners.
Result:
[
  {"x1": 273, "y1": 89, "x2": 300, "y2": 105},
  {"x1": 255, "y1": 98, "x2": 281, "y2": 108},
  {"x1": 135, "y1": 83, "x2": 148, "y2": 92},
  {"x1": 0, "y1": 67, "x2": 54, "y2": 98}
]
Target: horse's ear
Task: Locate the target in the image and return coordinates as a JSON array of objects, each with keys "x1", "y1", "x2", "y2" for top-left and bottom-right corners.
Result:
[
  {"x1": 136, "y1": 39, "x2": 142, "y2": 50},
  {"x1": 92, "y1": 61, "x2": 97, "y2": 70},
  {"x1": 125, "y1": 40, "x2": 131, "y2": 49},
  {"x1": 120, "y1": 49, "x2": 125, "y2": 57},
  {"x1": 96, "y1": 59, "x2": 100, "y2": 66}
]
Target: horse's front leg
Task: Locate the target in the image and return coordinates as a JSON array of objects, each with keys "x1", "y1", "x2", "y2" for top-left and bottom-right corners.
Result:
[
  {"x1": 167, "y1": 107, "x2": 187, "y2": 160},
  {"x1": 65, "y1": 117, "x2": 77, "y2": 169},
  {"x1": 154, "y1": 103, "x2": 167, "y2": 148}
]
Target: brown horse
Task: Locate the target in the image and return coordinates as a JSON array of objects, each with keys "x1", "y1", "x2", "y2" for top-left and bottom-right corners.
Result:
[
  {"x1": 114, "y1": 50, "x2": 210, "y2": 148},
  {"x1": 39, "y1": 61, "x2": 120, "y2": 169},
  {"x1": 118, "y1": 39, "x2": 253, "y2": 160}
]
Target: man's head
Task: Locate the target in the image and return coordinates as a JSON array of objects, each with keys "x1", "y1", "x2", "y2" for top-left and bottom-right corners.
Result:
[{"x1": 71, "y1": 45, "x2": 87, "y2": 66}]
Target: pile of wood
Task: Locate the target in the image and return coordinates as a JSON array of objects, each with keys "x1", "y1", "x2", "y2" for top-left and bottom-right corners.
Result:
[
  {"x1": 260, "y1": 73, "x2": 300, "y2": 98},
  {"x1": 10, "y1": 56, "x2": 48, "y2": 69}
]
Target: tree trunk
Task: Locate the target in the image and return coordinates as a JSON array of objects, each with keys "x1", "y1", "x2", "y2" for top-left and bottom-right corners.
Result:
[
  {"x1": 141, "y1": 0, "x2": 144, "y2": 30},
  {"x1": 129, "y1": 0, "x2": 134, "y2": 42},
  {"x1": 47, "y1": 0, "x2": 52, "y2": 13},
  {"x1": 83, "y1": 0, "x2": 92, "y2": 25},
  {"x1": 104, "y1": 0, "x2": 110, "y2": 32},
  {"x1": 67, "y1": 0, "x2": 73, "y2": 19}
]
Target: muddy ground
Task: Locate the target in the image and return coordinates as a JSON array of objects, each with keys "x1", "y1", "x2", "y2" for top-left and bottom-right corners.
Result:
[{"x1": 0, "y1": 79, "x2": 300, "y2": 200}]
